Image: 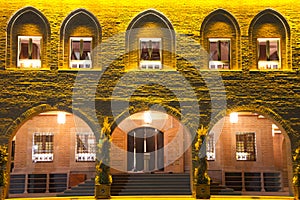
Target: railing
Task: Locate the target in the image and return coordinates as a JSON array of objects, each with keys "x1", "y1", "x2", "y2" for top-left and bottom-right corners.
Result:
[
  {"x1": 209, "y1": 61, "x2": 230, "y2": 69},
  {"x1": 224, "y1": 171, "x2": 282, "y2": 192},
  {"x1": 9, "y1": 173, "x2": 67, "y2": 195},
  {"x1": 258, "y1": 61, "x2": 280, "y2": 69},
  {"x1": 140, "y1": 61, "x2": 162, "y2": 69},
  {"x1": 236, "y1": 152, "x2": 250, "y2": 160},
  {"x1": 32, "y1": 153, "x2": 53, "y2": 162},
  {"x1": 18, "y1": 59, "x2": 41, "y2": 68},
  {"x1": 75, "y1": 153, "x2": 96, "y2": 162},
  {"x1": 70, "y1": 60, "x2": 92, "y2": 68}
]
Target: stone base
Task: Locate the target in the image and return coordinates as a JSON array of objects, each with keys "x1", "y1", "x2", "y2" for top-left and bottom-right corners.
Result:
[
  {"x1": 95, "y1": 184, "x2": 111, "y2": 199},
  {"x1": 193, "y1": 184, "x2": 210, "y2": 199}
]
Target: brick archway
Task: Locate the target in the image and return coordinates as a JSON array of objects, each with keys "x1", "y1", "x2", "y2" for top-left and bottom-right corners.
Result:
[
  {"x1": 110, "y1": 110, "x2": 193, "y2": 174},
  {"x1": 209, "y1": 106, "x2": 294, "y2": 195}
]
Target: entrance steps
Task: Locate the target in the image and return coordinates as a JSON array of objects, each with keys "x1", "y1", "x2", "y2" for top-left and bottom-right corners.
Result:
[
  {"x1": 57, "y1": 173, "x2": 240, "y2": 196},
  {"x1": 56, "y1": 178, "x2": 95, "y2": 196},
  {"x1": 111, "y1": 173, "x2": 191, "y2": 195}
]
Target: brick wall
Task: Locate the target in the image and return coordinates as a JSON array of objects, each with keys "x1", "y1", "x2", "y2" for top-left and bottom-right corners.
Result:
[
  {"x1": 13, "y1": 113, "x2": 95, "y2": 178},
  {"x1": 0, "y1": 0, "x2": 300, "y2": 193}
]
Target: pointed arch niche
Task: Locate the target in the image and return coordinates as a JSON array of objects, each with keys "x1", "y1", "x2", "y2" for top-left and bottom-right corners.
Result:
[
  {"x1": 126, "y1": 9, "x2": 175, "y2": 70},
  {"x1": 6, "y1": 6, "x2": 50, "y2": 69},
  {"x1": 60, "y1": 9, "x2": 101, "y2": 69},
  {"x1": 201, "y1": 9, "x2": 240, "y2": 70},
  {"x1": 249, "y1": 9, "x2": 291, "y2": 70}
]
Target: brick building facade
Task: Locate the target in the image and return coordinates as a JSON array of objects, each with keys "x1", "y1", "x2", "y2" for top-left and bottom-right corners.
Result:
[{"x1": 0, "y1": 0, "x2": 300, "y2": 198}]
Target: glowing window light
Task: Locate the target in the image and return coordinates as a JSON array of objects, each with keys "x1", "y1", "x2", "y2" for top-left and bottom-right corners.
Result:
[
  {"x1": 143, "y1": 111, "x2": 152, "y2": 124},
  {"x1": 230, "y1": 112, "x2": 238, "y2": 124},
  {"x1": 57, "y1": 112, "x2": 66, "y2": 124}
]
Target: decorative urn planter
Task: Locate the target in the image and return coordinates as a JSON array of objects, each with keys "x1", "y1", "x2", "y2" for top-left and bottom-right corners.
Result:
[
  {"x1": 194, "y1": 184, "x2": 210, "y2": 199},
  {"x1": 95, "y1": 184, "x2": 111, "y2": 199}
]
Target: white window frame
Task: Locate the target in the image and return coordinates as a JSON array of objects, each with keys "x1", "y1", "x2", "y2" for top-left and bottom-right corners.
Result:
[
  {"x1": 206, "y1": 132, "x2": 215, "y2": 161},
  {"x1": 209, "y1": 38, "x2": 230, "y2": 69},
  {"x1": 75, "y1": 132, "x2": 96, "y2": 162},
  {"x1": 70, "y1": 37, "x2": 92, "y2": 69},
  {"x1": 32, "y1": 132, "x2": 53, "y2": 162},
  {"x1": 139, "y1": 38, "x2": 162, "y2": 70},
  {"x1": 18, "y1": 36, "x2": 42, "y2": 68},
  {"x1": 257, "y1": 38, "x2": 280, "y2": 70}
]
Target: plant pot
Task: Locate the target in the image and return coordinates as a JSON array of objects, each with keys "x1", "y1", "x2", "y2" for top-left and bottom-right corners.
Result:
[
  {"x1": 194, "y1": 184, "x2": 210, "y2": 199},
  {"x1": 95, "y1": 184, "x2": 111, "y2": 199},
  {"x1": 294, "y1": 186, "x2": 300, "y2": 200}
]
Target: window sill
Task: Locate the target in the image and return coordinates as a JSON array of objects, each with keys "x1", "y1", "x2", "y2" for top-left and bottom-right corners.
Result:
[
  {"x1": 249, "y1": 69, "x2": 295, "y2": 72},
  {"x1": 6, "y1": 68, "x2": 51, "y2": 71},
  {"x1": 199, "y1": 69, "x2": 243, "y2": 72},
  {"x1": 124, "y1": 68, "x2": 177, "y2": 72},
  {"x1": 58, "y1": 68, "x2": 103, "y2": 72}
]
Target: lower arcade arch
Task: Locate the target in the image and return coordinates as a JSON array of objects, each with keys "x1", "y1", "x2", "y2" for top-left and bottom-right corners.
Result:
[
  {"x1": 8, "y1": 111, "x2": 97, "y2": 197},
  {"x1": 110, "y1": 110, "x2": 193, "y2": 174},
  {"x1": 208, "y1": 111, "x2": 293, "y2": 195},
  {"x1": 6, "y1": 109, "x2": 295, "y2": 197}
]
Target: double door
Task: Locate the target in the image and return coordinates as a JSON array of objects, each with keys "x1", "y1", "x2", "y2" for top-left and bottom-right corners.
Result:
[{"x1": 127, "y1": 127, "x2": 164, "y2": 172}]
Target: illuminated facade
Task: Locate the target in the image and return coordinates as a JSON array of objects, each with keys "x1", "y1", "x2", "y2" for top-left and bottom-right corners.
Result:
[{"x1": 0, "y1": 0, "x2": 300, "y2": 198}]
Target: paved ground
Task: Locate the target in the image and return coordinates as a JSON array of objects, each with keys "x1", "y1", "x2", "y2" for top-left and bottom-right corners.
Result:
[{"x1": 5, "y1": 196, "x2": 295, "y2": 200}]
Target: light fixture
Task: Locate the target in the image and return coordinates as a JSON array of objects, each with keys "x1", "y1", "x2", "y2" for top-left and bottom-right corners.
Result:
[
  {"x1": 143, "y1": 111, "x2": 152, "y2": 124},
  {"x1": 57, "y1": 112, "x2": 66, "y2": 124},
  {"x1": 230, "y1": 112, "x2": 238, "y2": 124}
]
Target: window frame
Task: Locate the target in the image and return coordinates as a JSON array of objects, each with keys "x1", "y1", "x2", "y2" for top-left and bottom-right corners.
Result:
[
  {"x1": 75, "y1": 132, "x2": 96, "y2": 162},
  {"x1": 32, "y1": 132, "x2": 54, "y2": 162},
  {"x1": 257, "y1": 38, "x2": 281, "y2": 70},
  {"x1": 139, "y1": 38, "x2": 162, "y2": 70},
  {"x1": 206, "y1": 132, "x2": 215, "y2": 161},
  {"x1": 69, "y1": 37, "x2": 93, "y2": 69},
  {"x1": 209, "y1": 38, "x2": 231, "y2": 69},
  {"x1": 17, "y1": 36, "x2": 42, "y2": 68},
  {"x1": 235, "y1": 132, "x2": 256, "y2": 161}
]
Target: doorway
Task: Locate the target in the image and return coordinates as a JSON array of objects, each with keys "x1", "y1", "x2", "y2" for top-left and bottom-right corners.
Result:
[{"x1": 127, "y1": 127, "x2": 164, "y2": 172}]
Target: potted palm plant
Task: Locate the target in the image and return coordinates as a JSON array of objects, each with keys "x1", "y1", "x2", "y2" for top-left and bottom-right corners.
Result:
[
  {"x1": 293, "y1": 147, "x2": 300, "y2": 200},
  {"x1": 193, "y1": 126, "x2": 210, "y2": 199},
  {"x1": 0, "y1": 145, "x2": 8, "y2": 200},
  {"x1": 95, "y1": 117, "x2": 112, "y2": 199}
]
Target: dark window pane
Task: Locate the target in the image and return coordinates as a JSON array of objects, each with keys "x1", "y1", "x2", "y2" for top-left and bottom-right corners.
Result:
[
  {"x1": 33, "y1": 133, "x2": 53, "y2": 154},
  {"x1": 269, "y1": 40, "x2": 279, "y2": 61},
  {"x1": 140, "y1": 40, "x2": 161, "y2": 61},
  {"x1": 210, "y1": 42, "x2": 218, "y2": 61},
  {"x1": 236, "y1": 132, "x2": 256, "y2": 161},
  {"x1": 151, "y1": 41, "x2": 160, "y2": 60},
  {"x1": 220, "y1": 41, "x2": 230, "y2": 61},
  {"x1": 71, "y1": 39, "x2": 92, "y2": 60},
  {"x1": 19, "y1": 43, "x2": 29, "y2": 59},
  {"x1": 259, "y1": 41, "x2": 267, "y2": 61},
  {"x1": 19, "y1": 38, "x2": 41, "y2": 60}
]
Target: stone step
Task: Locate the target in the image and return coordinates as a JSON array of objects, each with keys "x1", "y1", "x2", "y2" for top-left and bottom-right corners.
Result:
[{"x1": 57, "y1": 173, "x2": 241, "y2": 197}]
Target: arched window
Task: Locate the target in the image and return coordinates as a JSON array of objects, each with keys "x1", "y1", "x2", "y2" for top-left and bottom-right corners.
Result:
[
  {"x1": 249, "y1": 9, "x2": 290, "y2": 70},
  {"x1": 201, "y1": 9, "x2": 240, "y2": 70},
  {"x1": 60, "y1": 9, "x2": 101, "y2": 69},
  {"x1": 126, "y1": 9, "x2": 175, "y2": 70},
  {"x1": 6, "y1": 7, "x2": 50, "y2": 69}
]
